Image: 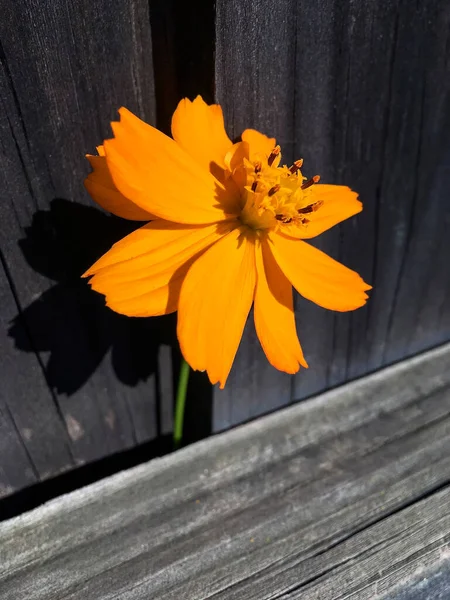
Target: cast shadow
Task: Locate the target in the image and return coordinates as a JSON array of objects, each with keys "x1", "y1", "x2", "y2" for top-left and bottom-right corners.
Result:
[
  {"x1": 9, "y1": 198, "x2": 213, "y2": 444},
  {"x1": 2, "y1": 198, "x2": 214, "y2": 518},
  {"x1": 9, "y1": 198, "x2": 178, "y2": 396}
]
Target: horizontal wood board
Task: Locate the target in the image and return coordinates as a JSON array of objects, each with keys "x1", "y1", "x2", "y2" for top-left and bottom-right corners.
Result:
[{"x1": 1, "y1": 342, "x2": 450, "y2": 599}]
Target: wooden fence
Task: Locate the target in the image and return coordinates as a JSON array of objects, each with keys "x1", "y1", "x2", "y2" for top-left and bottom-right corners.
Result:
[{"x1": 1, "y1": 0, "x2": 449, "y2": 501}]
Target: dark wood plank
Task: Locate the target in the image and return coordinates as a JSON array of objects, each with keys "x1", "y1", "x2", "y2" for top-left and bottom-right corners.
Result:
[
  {"x1": 2, "y1": 0, "x2": 449, "y2": 497},
  {"x1": 0, "y1": 124, "x2": 74, "y2": 489},
  {"x1": 0, "y1": 0, "x2": 160, "y2": 481},
  {"x1": 0, "y1": 403, "x2": 36, "y2": 498},
  {"x1": 0, "y1": 261, "x2": 40, "y2": 494},
  {"x1": 213, "y1": 0, "x2": 450, "y2": 427},
  {"x1": 214, "y1": 316, "x2": 293, "y2": 431},
  {"x1": 213, "y1": 0, "x2": 298, "y2": 427},
  {"x1": 1, "y1": 343, "x2": 450, "y2": 599}
]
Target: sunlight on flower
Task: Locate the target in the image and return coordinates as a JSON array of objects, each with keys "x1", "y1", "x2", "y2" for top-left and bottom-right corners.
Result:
[{"x1": 83, "y1": 96, "x2": 371, "y2": 388}]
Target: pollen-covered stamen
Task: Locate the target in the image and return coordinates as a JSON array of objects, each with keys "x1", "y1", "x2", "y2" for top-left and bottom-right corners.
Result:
[
  {"x1": 251, "y1": 162, "x2": 263, "y2": 192},
  {"x1": 267, "y1": 145, "x2": 281, "y2": 167},
  {"x1": 275, "y1": 214, "x2": 293, "y2": 223},
  {"x1": 240, "y1": 148, "x2": 324, "y2": 231},
  {"x1": 268, "y1": 184, "x2": 281, "y2": 197},
  {"x1": 289, "y1": 159, "x2": 304, "y2": 174},
  {"x1": 301, "y1": 174, "x2": 321, "y2": 190},
  {"x1": 298, "y1": 200, "x2": 324, "y2": 214}
]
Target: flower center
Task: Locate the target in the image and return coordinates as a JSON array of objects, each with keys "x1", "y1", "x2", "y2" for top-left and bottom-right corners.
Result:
[{"x1": 237, "y1": 145, "x2": 322, "y2": 232}]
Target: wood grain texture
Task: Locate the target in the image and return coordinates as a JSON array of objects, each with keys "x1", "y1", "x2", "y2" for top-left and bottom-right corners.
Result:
[
  {"x1": 1, "y1": 343, "x2": 450, "y2": 599},
  {"x1": 213, "y1": 0, "x2": 450, "y2": 428},
  {"x1": 0, "y1": 0, "x2": 162, "y2": 491},
  {"x1": 1, "y1": 0, "x2": 450, "y2": 501},
  {"x1": 0, "y1": 253, "x2": 74, "y2": 484}
]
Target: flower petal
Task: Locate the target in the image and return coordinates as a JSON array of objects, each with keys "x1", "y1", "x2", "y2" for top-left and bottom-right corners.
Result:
[
  {"x1": 83, "y1": 220, "x2": 231, "y2": 316},
  {"x1": 85, "y1": 153, "x2": 155, "y2": 221},
  {"x1": 269, "y1": 233, "x2": 371, "y2": 312},
  {"x1": 104, "y1": 108, "x2": 235, "y2": 224},
  {"x1": 282, "y1": 185, "x2": 363, "y2": 239},
  {"x1": 177, "y1": 227, "x2": 256, "y2": 388},
  {"x1": 171, "y1": 96, "x2": 233, "y2": 173},
  {"x1": 241, "y1": 129, "x2": 276, "y2": 161},
  {"x1": 254, "y1": 240, "x2": 308, "y2": 373},
  {"x1": 224, "y1": 141, "x2": 249, "y2": 172}
]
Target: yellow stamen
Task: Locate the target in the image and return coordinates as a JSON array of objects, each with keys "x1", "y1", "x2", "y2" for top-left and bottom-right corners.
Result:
[
  {"x1": 298, "y1": 200, "x2": 324, "y2": 214},
  {"x1": 289, "y1": 159, "x2": 303, "y2": 174},
  {"x1": 239, "y1": 145, "x2": 323, "y2": 232},
  {"x1": 267, "y1": 145, "x2": 281, "y2": 167},
  {"x1": 268, "y1": 184, "x2": 280, "y2": 197},
  {"x1": 301, "y1": 174, "x2": 321, "y2": 190}
]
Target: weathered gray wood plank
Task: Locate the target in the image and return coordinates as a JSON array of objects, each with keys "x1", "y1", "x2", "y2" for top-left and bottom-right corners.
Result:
[
  {"x1": 0, "y1": 0, "x2": 160, "y2": 489},
  {"x1": 380, "y1": 561, "x2": 450, "y2": 600},
  {"x1": 1, "y1": 343, "x2": 450, "y2": 599},
  {"x1": 214, "y1": 0, "x2": 450, "y2": 428},
  {"x1": 0, "y1": 238, "x2": 73, "y2": 485},
  {"x1": 213, "y1": 0, "x2": 297, "y2": 427}
]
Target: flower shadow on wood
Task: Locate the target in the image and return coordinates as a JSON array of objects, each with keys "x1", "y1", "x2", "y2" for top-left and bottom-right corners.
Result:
[{"x1": 9, "y1": 198, "x2": 177, "y2": 395}]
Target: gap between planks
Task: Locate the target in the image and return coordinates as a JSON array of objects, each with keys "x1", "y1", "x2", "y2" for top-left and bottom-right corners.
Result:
[{"x1": 0, "y1": 342, "x2": 450, "y2": 599}]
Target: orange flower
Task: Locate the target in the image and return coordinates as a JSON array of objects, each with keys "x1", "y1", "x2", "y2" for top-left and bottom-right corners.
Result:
[{"x1": 83, "y1": 96, "x2": 371, "y2": 388}]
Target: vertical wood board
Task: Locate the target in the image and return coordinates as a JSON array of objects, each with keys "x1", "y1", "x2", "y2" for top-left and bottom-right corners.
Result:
[{"x1": 213, "y1": 0, "x2": 450, "y2": 429}]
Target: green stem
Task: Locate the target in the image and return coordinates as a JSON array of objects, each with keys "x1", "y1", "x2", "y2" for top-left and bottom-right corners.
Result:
[{"x1": 173, "y1": 358, "x2": 190, "y2": 449}]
